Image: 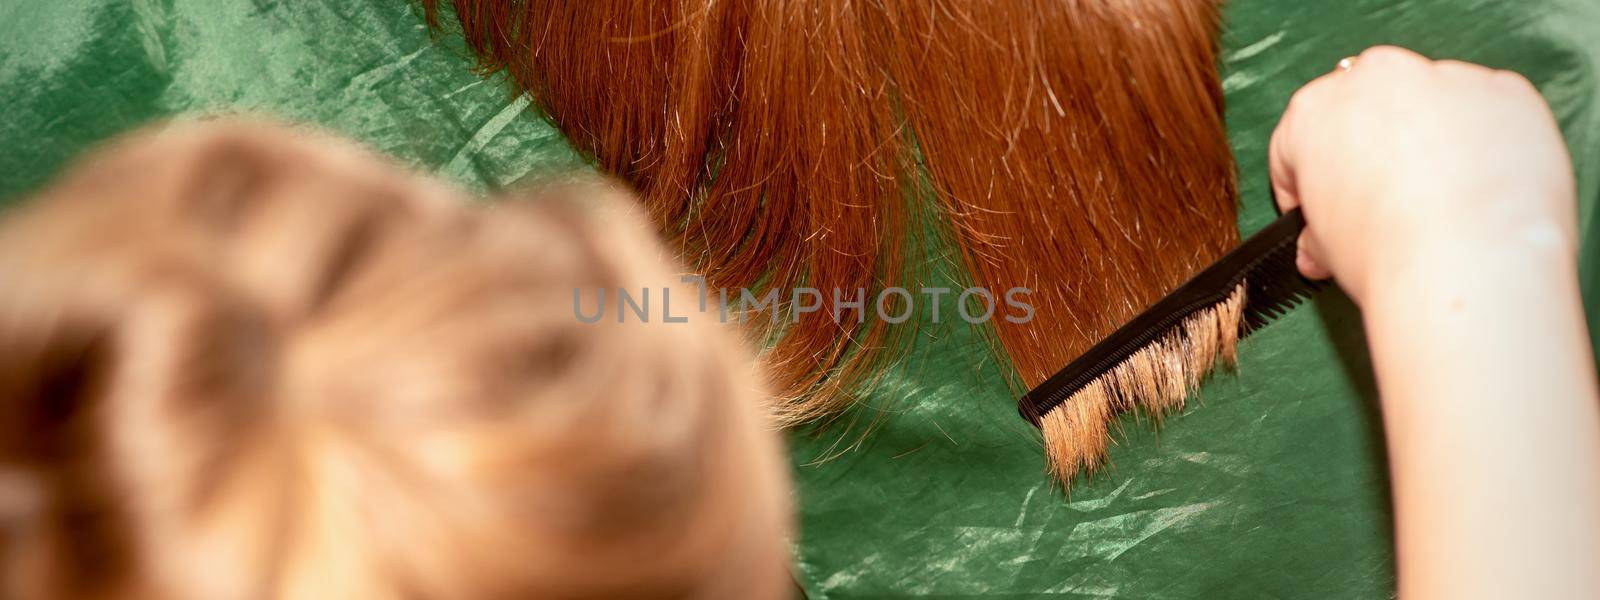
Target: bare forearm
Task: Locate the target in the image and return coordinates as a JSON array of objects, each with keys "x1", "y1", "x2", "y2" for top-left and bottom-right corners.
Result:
[{"x1": 1364, "y1": 236, "x2": 1600, "y2": 599}]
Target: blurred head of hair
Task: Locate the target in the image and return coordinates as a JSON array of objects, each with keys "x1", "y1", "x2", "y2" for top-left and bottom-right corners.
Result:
[{"x1": 0, "y1": 120, "x2": 793, "y2": 599}]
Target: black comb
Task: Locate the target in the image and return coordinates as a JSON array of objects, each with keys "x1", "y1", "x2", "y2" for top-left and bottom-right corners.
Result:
[{"x1": 1018, "y1": 208, "x2": 1325, "y2": 426}]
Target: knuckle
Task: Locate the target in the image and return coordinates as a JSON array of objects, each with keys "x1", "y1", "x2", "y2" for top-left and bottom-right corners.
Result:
[
  {"x1": 1284, "y1": 89, "x2": 1309, "y2": 114},
  {"x1": 1285, "y1": 80, "x2": 1325, "y2": 113},
  {"x1": 1434, "y1": 59, "x2": 1484, "y2": 74},
  {"x1": 1358, "y1": 45, "x2": 1422, "y2": 69},
  {"x1": 1492, "y1": 69, "x2": 1536, "y2": 92}
]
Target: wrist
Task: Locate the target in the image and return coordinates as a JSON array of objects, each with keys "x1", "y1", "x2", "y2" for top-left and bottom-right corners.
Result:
[
  {"x1": 1357, "y1": 195, "x2": 1577, "y2": 310},
  {"x1": 1356, "y1": 226, "x2": 1580, "y2": 391}
]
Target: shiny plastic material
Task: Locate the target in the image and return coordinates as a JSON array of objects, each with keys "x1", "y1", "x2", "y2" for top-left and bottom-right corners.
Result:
[{"x1": 1, "y1": 1, "x2": 1597, "y2": 597}]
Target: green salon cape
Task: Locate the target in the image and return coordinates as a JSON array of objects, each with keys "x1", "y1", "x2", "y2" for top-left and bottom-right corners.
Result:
[{"x1": 3, "y1": 1, "x2": 1597, "y2": 597}]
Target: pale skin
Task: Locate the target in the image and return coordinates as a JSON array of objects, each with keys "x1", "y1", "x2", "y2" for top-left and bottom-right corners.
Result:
[{"x1": 1270, "y1": 45, "x2": 1600, "y2": 598}]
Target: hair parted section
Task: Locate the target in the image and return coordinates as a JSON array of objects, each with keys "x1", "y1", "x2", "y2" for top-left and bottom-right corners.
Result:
[
  {"x1": 0, "y1": 121, "x2": 793, "y2": 599},
  {"x1": 422, "y1": 0, "x2": 1240, "y2": 466},
  {"x1": 1039, "y1": 284, "x2": 1245, "y2": 485}
]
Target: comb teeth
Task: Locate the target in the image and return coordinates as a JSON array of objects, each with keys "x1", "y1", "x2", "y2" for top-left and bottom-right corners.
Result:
[
  {"x1": 1240, "y1": 228, "x2": 1323, "y2": 333},
  {"x1": 1038, "y1": 284, "x2": 1246, "y2": 483},
  {"x1": 1020, "y1": 208, "x2": 1324, "y2": 487}
]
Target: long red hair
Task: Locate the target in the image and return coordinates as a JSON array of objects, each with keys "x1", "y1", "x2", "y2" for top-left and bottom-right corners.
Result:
[{"x1": 424, "y1": 0, "x2": 1239, "y2": 470}]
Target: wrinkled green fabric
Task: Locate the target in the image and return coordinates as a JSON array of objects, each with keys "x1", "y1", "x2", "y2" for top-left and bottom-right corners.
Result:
[{"x1": 1, "y1": 1, "x2": 1596, "y2": 598}]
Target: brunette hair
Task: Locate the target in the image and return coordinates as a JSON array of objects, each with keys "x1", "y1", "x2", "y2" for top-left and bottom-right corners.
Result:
[
  {"x1": 424, "y1": 0, "x2": 1240, "y2": 479},
  {"x1": 0, "y1": 121, "x2": 793, "y2": 599}
]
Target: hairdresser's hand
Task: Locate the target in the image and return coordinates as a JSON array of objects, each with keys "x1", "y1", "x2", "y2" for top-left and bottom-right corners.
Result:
[
  {"x1": 1273, "y1": 46, "x2": 1600, "y2": 600},
  {"x1": 1268, "y1": 45, "x2": 1575, "y2": 305}
]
